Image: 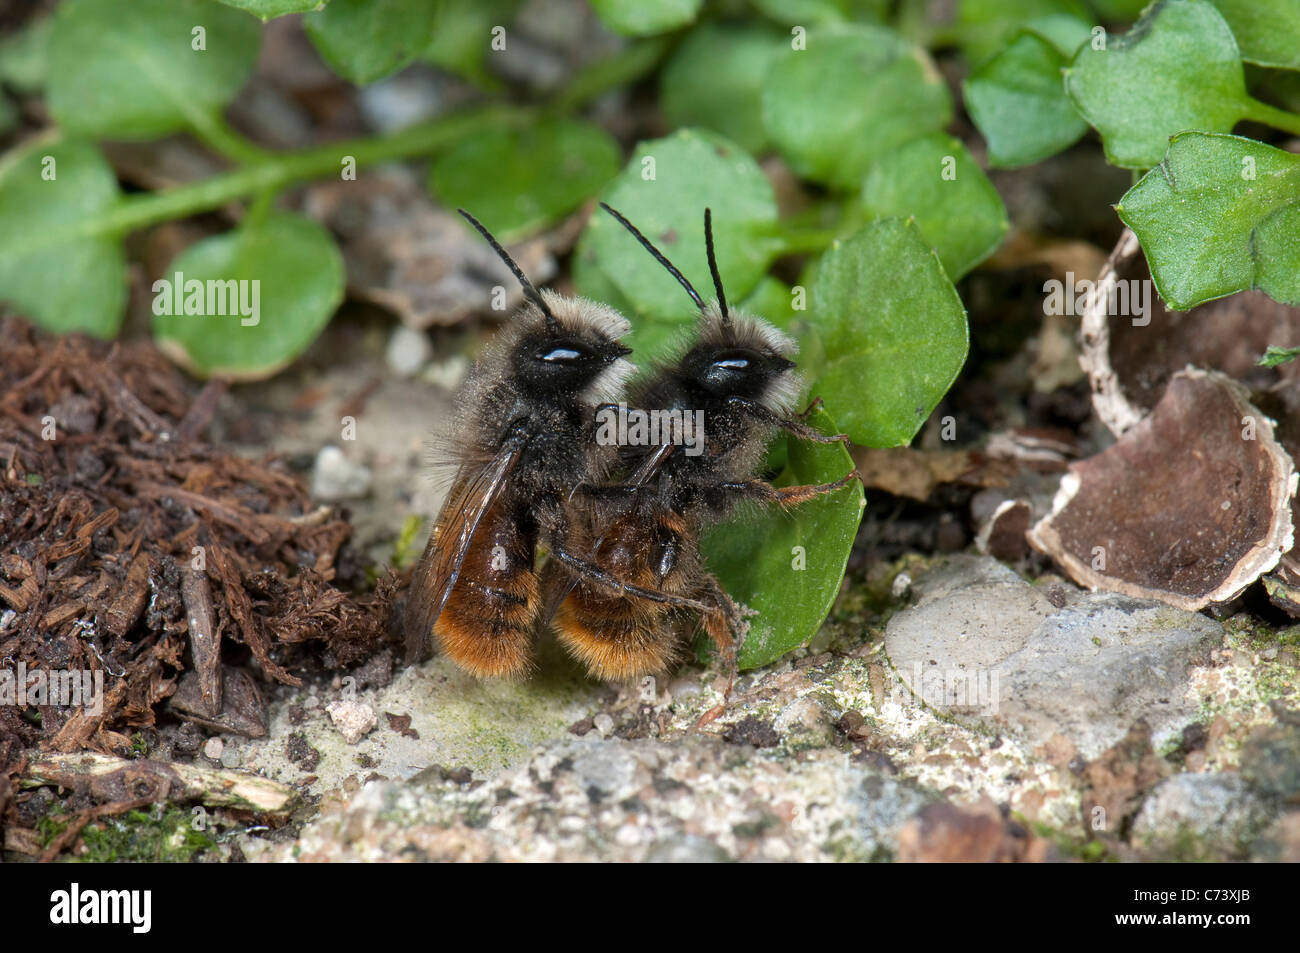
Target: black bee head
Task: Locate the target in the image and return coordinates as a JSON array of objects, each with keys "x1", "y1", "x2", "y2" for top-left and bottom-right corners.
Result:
[
  {"x1": 682, "y1": 343, "x2": 796, "y2": 400},
  {"x1": 678, "y1": 305, "x2": 801, "y2": 411},
  {"x1": 513, "y1": 291, "x2": 634, "y2": 402}
]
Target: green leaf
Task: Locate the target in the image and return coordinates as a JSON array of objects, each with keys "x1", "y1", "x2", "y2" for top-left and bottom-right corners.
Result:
[
  {"x1": 809, "y1": 219, "x2": 969, "y2": 447},
  {"x1": 48, "y1": 0, "x2": 260, "y2": 139},
  {"x1": 588, "y1": 0, "x2": 701, "y2": 37},
  {"x1": 305, "y1": 0, "x2": 438, "y2": 85},
  {"x1": 701, "y1": 407, "x2": 864, "y2": 670},
  {"x1": 1064, "y1": 0, "x2": 1251, "y2": 169},
  {"x1": 750, "y1": 0, "x2": 888, "y2": 26},
  {"x1": 153, "y1": 211, "x2": 345, "y2": 379},
  {"x1": 956, "y1": 0, "x2": 1092, "y2": 66},
  {"x1": 737, "y1": 275, "x2": 799, "y2": 330},
  {"x1": 216, "y1": 0, "x2": 321, "y2": 18},
  {"x1": 964, "y1": 22, "x2": 1092, "y2": 168},
  {"x1": 423, "y1": 0, "x2": 516, "y2": 88},
  {"x1": 576, "y1": 129, "x2": 781, "y2": 361},
  {"x1": 660, "y1": 23, "x2": 787, "y2": 153},
  {"x1": 1259, "y1": 344, "x2": 1300, "y2": 368},
  {"x1": 857, "y1": 133, "x2": 1008, "y2": 279},
  {"x1": 1211, "y1": 0, "x2": 1300, "y2": 69},
  {"x1": 760, "y1": 23, "x2": 951, "y2": 189},
  {"x1": 429, "y1": 119, "x2": 620, "y2": 240},
  {"x1": 0, "y1": 14, "x2": 52, "y2": 92},
  {"x1": 1088, "y1": 0, "x2": 1150, "y2": 18},
  {"x1": 0, "y1": 138, "x2": 126, "y2": 337},
  {"x1": 1117, "y1": 132, "x2": 1300, "y2": 309}
]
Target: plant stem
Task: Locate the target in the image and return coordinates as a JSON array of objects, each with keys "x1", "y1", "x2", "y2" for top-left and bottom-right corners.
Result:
[
  {"x1": 87, "y1": 106, "x2": 526, "y2": 240},
  {"x1": 189, "y1": 112, "x2": 273, "y2": 165},
  {"x1": 1243, "y1": 97, "x2": 1300, "y2": 138},
  {"x1": 32, "y1": 39, "x2": 670, "y2": 249}
]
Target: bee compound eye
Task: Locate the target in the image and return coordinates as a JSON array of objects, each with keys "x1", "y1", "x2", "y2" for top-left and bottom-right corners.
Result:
[
  {"x1": 713, "y1": 357, "x2": 749, "y2": 371},
  {"x1": 537, "y1": 346, "x2": 585, "y2": 364}
]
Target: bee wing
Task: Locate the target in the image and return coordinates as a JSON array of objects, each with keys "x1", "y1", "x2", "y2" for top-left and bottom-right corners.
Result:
[
  {"x1": 540, "y1": 441, "x2": 678, "y2": 624},
  {"x1": 403, "y1": 438, "x2": 525, "y2": 662}
]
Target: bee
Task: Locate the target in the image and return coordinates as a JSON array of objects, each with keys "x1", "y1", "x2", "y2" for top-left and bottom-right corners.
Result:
[
  {"x1": 546, "y1": 206, "x2": 860, "y2": 681},
  {"x1": 403, "y1": 209, "x2": 712, "y2": 677}
]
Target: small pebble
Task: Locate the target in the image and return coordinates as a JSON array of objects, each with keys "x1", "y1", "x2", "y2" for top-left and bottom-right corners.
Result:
[
  {"x1": 203, "y1": 737, "x2": 224, "y2": 761},
  {"x1": 311, "y1": 446, "x2": 372, "y2": 502},
  {"x1": 327, "y1": 700, "x2": 378, "y2": 745},
  {"x1": 637, "y1": 676, "x2": 657, "y2": 705},
  {"x1": 593, "y1": 713, "x2": 615, "y2": 737},
  {"x1": 386, "y1": 325, "x2": 434, "y2": 377},
  {"x1": 220, "y1": 748, "x2": 242, "y2": 769}
]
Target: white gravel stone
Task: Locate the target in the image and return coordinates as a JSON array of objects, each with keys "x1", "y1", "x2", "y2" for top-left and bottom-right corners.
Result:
[{"x1": 326, "y1": 700, "x2": 378, "y2": 745}]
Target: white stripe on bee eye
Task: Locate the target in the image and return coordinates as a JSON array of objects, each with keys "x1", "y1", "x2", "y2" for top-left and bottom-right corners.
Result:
[{"x1": 542, "y1": 347, "x2": 582, "y2": 362}]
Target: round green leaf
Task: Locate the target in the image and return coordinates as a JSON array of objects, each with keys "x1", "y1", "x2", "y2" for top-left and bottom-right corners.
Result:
[
  {"x1": 1117, "y1": 132, "x2": 1300, "y2": 310},
  {"x1": 1064, "y1": 0, "x2": 1251, "y2": 169},
  {"x1": 809, "y1": 219, "x2": 969, "y2": 447},
  {"x1": 760, "y1": 23, "x2": 952, "y2": 189},
  {"x1": 305, "y1": 0, "x2": 439, "y2": 85},
  {"x1": 750, "y1": 0, "x2": 887, "y2": 25},
  {"x1": 429, "y1": 119, "x2": 620, "y2": 240},
  {"x1": 858, "y1": 133, "x2": 1008, "y2": 279},
  {"x1": 0, "y1": 138, "x2": 126, "y2": 337},
  {"x1": 588, "y1": 0, "x2": 701, "y2": 37},
  {"x1": 422, "y1": 0, "x2": 517, "y2": 88},
  {"x1": 956, "y1": 0, "x2": 1092, "y2": 67},
  {"x1": 1089, "y1": 0, "x2": 1150, "y2": 17},
  {"x1": 964, "y1": 25, "x2": 1091, "y2": 168},
  {"x1": 1212, "y1": 0, "x2": 1300, "y2": 69},
  {"x1": 48, "y1": 0, "x2": 260, "y2": 139},
  {"x1": 576, "y1": 129, "x2": 781, "y2": 360},
  {"x1": 153, "y1": 212, "x2": 345, "y2": 379},
  {"x1": 700, "y1": 407, "x2": 865, "y2": 670},
  {"x1": 660, "y1": 23, "x2": 787, "y2": 153},
  {"x1": 216, "y1": 0, "x2": 321, "y2": 18},
  {"x1": 737, "y1": 275, "x2": 799, "y2": 330},
  {"x1": 0, "y1": 15, "x2": 52, "y2": 93}
]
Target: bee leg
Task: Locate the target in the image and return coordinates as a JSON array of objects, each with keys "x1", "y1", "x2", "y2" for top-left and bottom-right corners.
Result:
[
  {"x1": 773, "y1": 470, "x2": 862, "y2": 506},
  {"x1": 705, "y1": 470, "x2": 861, "y2": 511},
  {"x1": 722, "y1": 395, "x2": 849, "y2": 444},
  {"x1": 547, "y1": 545, "x2": 713, "y2": 613},
  {"x1": 798, "y1": 396, "x2": 825, "y2": 419},
  {"x1": 689, "y1": 579, "x2": 748, "y2": 732}
]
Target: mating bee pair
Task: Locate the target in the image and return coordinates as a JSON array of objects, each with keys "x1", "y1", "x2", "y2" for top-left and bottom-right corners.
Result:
[{"x1": 401, "y1": 204, "x2": 858, "y2": 682}]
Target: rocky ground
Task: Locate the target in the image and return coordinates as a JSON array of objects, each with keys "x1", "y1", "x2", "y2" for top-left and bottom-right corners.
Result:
[{"x1": 158, "y1": 319, "x2": 1300, "y2": 863}]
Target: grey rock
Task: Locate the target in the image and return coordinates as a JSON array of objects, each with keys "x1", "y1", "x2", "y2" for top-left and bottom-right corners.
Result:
[
  {"x1": 569, "y1": 738, "x2": 644, "y2": 801},
  {"x1": 885, "y1": 555, "x2": 1222, "y2": 758},
  {"x1": 1131, "y1": 773, "x2": 1273, "y2": 860},
  {"x1": 254, "y1": 734, "x2": 933, "y2": 863},
  {"x1": 773, "y1": 695, "x2": 838, "y2": 750},
  {"x1": 1240, "y1": 720, "x2": 1300, "y2": 801},
  {"x1": 644, "y1": 834, "x2": 732, "y2": 863}
]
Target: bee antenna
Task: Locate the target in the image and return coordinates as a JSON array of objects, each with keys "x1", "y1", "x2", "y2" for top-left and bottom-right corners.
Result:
[
  {"x1": 598, "y1": 202, "x2": 704, "y2": 312},
  {"x1": 458, "y1": 208, "x2": 557, "y2": 331},
  {"x1": 704, "y1": 208, "x2": 729, "y2": 324}
]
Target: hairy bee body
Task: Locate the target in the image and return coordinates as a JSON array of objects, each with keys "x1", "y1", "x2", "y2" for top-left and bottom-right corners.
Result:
[
  {"x1": 431, "y1": 499, "x2": 539, "y2": 678},
  {"x1": 402, "y1": 210, "x2": 637, "y2": 677},
  {"x1": 545, "y1": 208, "x2": 856, "y2": 683},
  {"x1": 552, "y1": 502, "x2": 693, "y2": 680}
]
